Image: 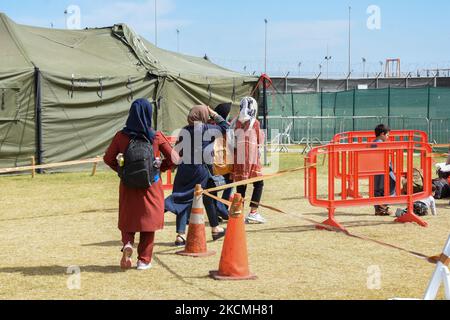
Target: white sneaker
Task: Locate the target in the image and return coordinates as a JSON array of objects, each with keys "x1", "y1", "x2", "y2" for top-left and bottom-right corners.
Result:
[
  {"x1": 246, "y1": 212, "x2": 266, "y2": 224},
  {"x1": 137, "y1": 260, "x2": 152, "y2": 271}
]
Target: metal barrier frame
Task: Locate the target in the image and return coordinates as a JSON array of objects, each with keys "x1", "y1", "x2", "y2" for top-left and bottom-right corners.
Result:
[
  {"x1": 330, "y1": 130, "x2": 429, "y2": 198},
  {"x1": 305, "y1": 138, "x2": 432, "y2": 232}
]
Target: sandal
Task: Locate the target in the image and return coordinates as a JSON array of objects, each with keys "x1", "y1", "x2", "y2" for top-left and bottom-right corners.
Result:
[
  {"x1": 375, "y1": 207, "x2": 392, "y2": 216},
  {"x1": 175, "y1": 235, "x2": 186, "y2": 247},
  {"x1": 212, "y1": 228, "x2": 226, "y2": 241}
]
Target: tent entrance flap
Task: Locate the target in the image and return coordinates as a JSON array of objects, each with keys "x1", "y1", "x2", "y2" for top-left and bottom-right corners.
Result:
[{"x1": 34, "y1": 67, "x2": 42, "y2": 168}]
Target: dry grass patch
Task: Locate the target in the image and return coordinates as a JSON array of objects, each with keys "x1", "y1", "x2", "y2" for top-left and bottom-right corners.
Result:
[{"x1": 0, "y1": 154, "x2": 448, "y2": 300}]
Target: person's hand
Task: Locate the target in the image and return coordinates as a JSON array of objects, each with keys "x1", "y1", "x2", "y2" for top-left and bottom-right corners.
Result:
[
  {"x1": 208, "y1": 106, "x2": 218, "y2": 118},
  {"x1": 153, "y1": 157, "x2": 162, "y2": 169}
]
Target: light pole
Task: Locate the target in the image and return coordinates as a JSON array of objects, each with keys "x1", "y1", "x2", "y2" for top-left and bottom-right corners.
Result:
[
  {"x1": 298, "y1": 62, "x2": 302, "y2": 77},
  {"x1": 263, "y1": 18, "x2": 269, "y2": 166},
  {"x1": 379, "y1": 61, "x2": 384, "y2": 77},
  {"x1": 348, "y1": 6, "x2": 352, "y2": 77},
  {"x1": 362, "y1": 57, "x2": 366, "y2": 78},
  {"x1": 176, "y1": 29, "x2": 180, "y2": 53},
  {"x1": 325, "y1": 45, "x2": 332, "y2": 79},
  {"x1": 325, "y1": 57, "x2": 332, "y2": 79},
  {"x1": 264, "y1": 19, "x2": 268, "y2": 74},
  {"x1": 155, "y1": 0, "x2": 158, "y2": 46}
]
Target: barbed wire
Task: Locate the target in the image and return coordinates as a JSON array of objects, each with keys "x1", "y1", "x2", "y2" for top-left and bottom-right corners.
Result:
[{"x1": 210, "y1": 56, "x2": 450, "y2": 78}]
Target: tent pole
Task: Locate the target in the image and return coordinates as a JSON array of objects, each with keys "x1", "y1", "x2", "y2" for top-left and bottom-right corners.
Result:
[{"x1": 34, "y1": 67, "x2": 43, "y2": 173}]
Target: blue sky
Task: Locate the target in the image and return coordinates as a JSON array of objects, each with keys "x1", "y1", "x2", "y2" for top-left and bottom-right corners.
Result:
[{"x1": 1, "y1": 0, "x2": 450, "y2": 77}]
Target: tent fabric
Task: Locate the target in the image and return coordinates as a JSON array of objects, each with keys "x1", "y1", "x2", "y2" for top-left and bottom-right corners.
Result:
[
  {"x1": 0, "y1": 70, "x2": 35, "y2": 167},
  {"x1": 0, "y1": 13, "x2": 257, "y2": 167}
]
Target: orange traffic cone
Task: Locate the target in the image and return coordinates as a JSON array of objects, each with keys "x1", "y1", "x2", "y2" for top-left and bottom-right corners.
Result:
[
  {"x1": 209, "y1": 193, "x2": 257, "y2": 281},
  {"x1": 177, "y1": 184, "x2": 216, "y2": 258}
]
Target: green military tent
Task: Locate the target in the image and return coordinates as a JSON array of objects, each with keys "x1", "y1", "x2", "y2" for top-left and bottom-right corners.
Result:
[{"x1": 0, "y1": 13, "x2": 257, "y2": 168}]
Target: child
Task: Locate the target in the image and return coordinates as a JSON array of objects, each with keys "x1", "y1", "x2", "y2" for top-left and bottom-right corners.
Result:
[
  {"x1": 373, "y1": 124, "x2": 396, "y2": 216},
  {"x1": 399, "y1": 185, "x2": 438, "y2": 217},
  {"x1": 231, "y1": 97, "x2": 266, "y2": 224},
  {"x1": 104, "y1": 99, "x2": 179, "y2": 271},
  {"x1": 414, "y1": 186, "x2": 437, "y2": 216}
]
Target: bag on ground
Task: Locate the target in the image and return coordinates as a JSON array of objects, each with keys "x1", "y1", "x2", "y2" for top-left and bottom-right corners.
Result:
[{"x1": 432, "y1": 178, "x2": 450, "y2": 199}]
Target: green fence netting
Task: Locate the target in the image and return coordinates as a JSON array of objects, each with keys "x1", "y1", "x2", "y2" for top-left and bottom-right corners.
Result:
[{"x1": 264, "y1": 87, "x2": 450, "y2": 144}]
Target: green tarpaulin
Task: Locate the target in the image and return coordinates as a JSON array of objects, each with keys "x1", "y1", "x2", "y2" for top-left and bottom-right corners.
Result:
[{"x1": 0, "y1": 13, "x2": 257, "y2": 168}]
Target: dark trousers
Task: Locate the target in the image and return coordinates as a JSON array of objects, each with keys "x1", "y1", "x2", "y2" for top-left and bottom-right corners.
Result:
[
  {"x1": 216, "y1": 174, "x2": 233, "y2": 218},
  {"x1": 121, "y1": 232, "x2": 155, "y2": 264},
  {"x1": 203, "y1": 179, "x2": 220, "y2": 229},
  {"x1": 221, "y1": 174, "x2": 233, "y2": 202},
  {"x1": 236, "y1": 181, "x2": 264, "y2": 209},
  {"x1": 374, "y1": 174, "x2": 396, "y2": 212}
]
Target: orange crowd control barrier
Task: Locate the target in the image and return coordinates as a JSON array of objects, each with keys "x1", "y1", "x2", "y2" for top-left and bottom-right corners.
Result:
[
  {"x1": 161, "y1": 136, "x2": 177, "y2": 191},
  {"x1": 332, "y1": 130, "x2": 429, "y2": 145},
  {"x1": 305, "y1": 134, "x2": 433, "y2": 232},
  {"x1": 329, "y1": 130, "x2": 430, "y2": 199}
]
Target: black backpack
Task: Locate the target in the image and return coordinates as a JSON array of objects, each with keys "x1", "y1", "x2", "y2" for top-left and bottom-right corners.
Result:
[
  {"x1": 432, "y1": 178, "x2": 450, "y2": 199},
  {"x1": 118, "y1": 135, "x2": 158, "y2": 189}
]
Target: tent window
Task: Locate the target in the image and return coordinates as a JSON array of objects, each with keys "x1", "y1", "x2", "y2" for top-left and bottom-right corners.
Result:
[{"x1": 0, "y1": 88, "x2": 19, "y2": 120}]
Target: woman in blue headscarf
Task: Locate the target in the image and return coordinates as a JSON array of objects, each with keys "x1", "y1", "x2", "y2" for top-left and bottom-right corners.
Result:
[{"x1": 104, "y1": 98, "x2": 179, "y2": 271}]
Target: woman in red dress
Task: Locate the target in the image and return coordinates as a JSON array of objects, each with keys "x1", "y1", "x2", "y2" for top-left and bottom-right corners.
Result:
[{"x1": 104, "y1": 99, "x2": 179, "y2": 271}]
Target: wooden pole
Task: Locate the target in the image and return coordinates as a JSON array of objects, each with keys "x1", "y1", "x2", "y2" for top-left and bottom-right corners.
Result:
[
  {"x1": 91, "y1": 162, "x2": 98, "y2": 177},
  {"x1": 31, "y1": 156, "x2": 36, "y2": 179}
]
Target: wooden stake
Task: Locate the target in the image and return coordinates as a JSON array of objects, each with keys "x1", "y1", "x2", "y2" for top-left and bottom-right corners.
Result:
[
  {"x1": 91, "y1": 162, "x2": 98, "y2": 177},
  {"x1": 31, "y1": 156, "x2": 36, "y2": 179}
]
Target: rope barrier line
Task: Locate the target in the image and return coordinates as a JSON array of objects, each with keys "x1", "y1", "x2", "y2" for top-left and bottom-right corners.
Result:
[
  {"x1": 206, "y1": 190, "x2": 433, "y2": 263},
  {"x1": 431, "y1": 153, "x2": 449, "y2": 158},
  {"x1": 251, "y1": 203, "x2": 426, "y2": 261},
  {"x1": 204, "y1": 164, "x2": 315, "y2": 194},
  {"x1": 0, "y1": 157, "x2": 103, "y2": 174},
  {"x1": 432, "y1": 144, "x2": 450, "y2": 148},
  {"x1": 203, "y1": 191, "x2": 232, "y2": 207},
  {"x1": 249, "y1": 200, "x2": 431, "y2": 261}
]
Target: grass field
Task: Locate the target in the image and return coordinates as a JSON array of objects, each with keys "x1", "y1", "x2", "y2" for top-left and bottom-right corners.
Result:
[{"x1": 0, "y1": 153, "x2": 449, "y2": 300}]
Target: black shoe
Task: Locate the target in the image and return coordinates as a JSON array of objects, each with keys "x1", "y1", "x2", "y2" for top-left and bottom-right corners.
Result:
[
  {"x1": 212, "y1": 229, "x2": 226, "y2": 241},
  {"x1": 174, "y1": 235, "x2": 186, "y2": 247}
]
